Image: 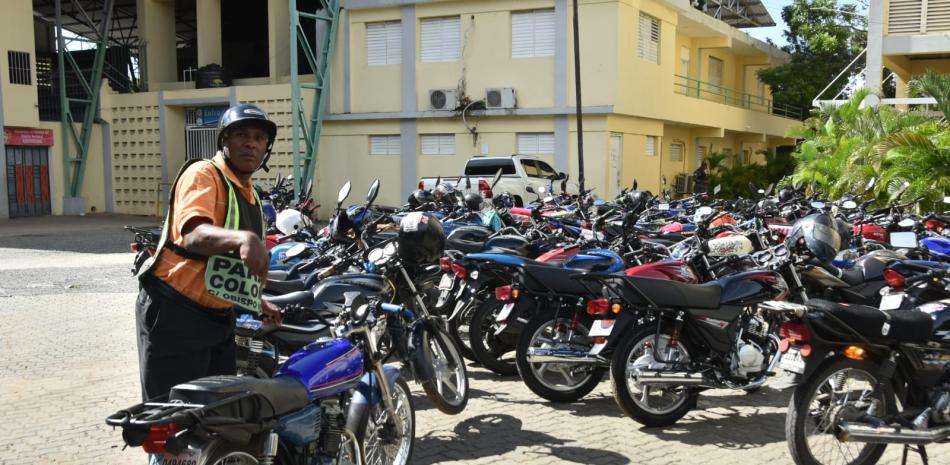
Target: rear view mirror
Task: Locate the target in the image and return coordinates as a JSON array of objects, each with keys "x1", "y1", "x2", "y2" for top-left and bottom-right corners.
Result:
[
  {"x1": 898, "y1": 218, "x2": 916, "y2": 228},
  {"x1": 557, "y1": 172, "x2": 567, "y2": 180},
  {"x1": 491, "y1": 168, "x2": 503, "y2": 189},
  {"x1": 632, "y1": 179, "x2": 638, "y2": 190},
  {"x1": 811, "y1": 201, "x2": 826, "y2": 209},
  {"x1": 765, "y1": 183, "x2": 775, "y2": 196},
  {"x1": 842, "y1": 200, "x2": 857, "y2": 209},
  {"x1": 890, "y1": 231, "x2": 917, "y2": 248},
  {"x1": 662, "y1": 175, "x2": 667, "y2": 186},
  {"x1": 285, "y1": 243, "x2": 308, "y2": 259},
  {"x1": 526, "y1": 186, "x2": 536, "y2": 194},
  {"x1": 713, "y1": 185, "x2": 722, "y2": 195},
  {"x1": 866, "y1": 177, "x2": 877, "y2": 191},
  {"x1": 366, "y1": 178, "x2": 380, "y2": 205},
  {"x1": 337, "y1": 181, "x2": 352, "y2": 207},
  {"x1": 793, "y1": 180, "x2": 803, "y2": 191}
]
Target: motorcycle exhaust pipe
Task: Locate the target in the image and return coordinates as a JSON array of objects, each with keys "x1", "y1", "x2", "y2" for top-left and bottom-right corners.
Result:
[
  {"x1": 837, "y1": 423, "x2": 950, "y2": 444},
  {"x1": 634, "y1": 370, "x2": 706, "y2": 386},
  {"x1": 525, "y1": 348, "x2": 608, "y2": 365}
]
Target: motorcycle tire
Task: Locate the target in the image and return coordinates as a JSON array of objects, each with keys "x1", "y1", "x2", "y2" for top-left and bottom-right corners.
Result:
[
  {"x1": 515, "y1": 311, "x2": 606, "y2": 402},
  {"x1": 468, "y1": 297, "x2": 519, "y2": 376},
  {"x1": 447, "y1": 300, "x2": 477, "y2": 361},
  {"x1": 360, "y1": 376, "x2": 415, "y2": 465},
  {"x1": 420, "y1": 328, "x2": 469, "y2": 414},
  {"x1": 786, "y1": 358, "x2": 891, "y2": 465},
  {"x1": 609, "y1": 324, "x2": 698, "y2": 427}
]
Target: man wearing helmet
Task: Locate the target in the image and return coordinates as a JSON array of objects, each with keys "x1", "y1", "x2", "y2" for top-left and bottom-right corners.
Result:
[{"x1": 134, "y1": 103, "x2": 282, "y2": 400}]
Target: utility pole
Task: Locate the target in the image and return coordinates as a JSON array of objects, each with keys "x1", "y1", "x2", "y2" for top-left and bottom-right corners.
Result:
[{"x1": 572, "y1": 0, "x2": 585, "y2": 194}]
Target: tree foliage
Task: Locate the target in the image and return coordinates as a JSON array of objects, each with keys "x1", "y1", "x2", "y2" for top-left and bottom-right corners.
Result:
[{"x1": 757, "y1": 0, "x2": 867, "y2": 119}]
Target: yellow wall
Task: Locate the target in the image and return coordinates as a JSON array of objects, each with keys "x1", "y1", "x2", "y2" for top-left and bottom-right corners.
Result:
[
  {"x1": 349, "y1": 8, "x2": 403, "y2": 113},
  {"x1": 41, "y1": 122, "x2": 107, "y2": 215},
  {"x1": 1, "y1": 0, "x2": 39, "y2": 128},
  {"x1": 100, "y1": 91, "x2": 163, "y2": 216}
]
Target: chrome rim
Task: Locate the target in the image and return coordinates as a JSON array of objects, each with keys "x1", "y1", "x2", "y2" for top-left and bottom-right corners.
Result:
[
  {"x1": 802, "y1": 368, "x2": 881, "y2": 465},
  {"x1": 428, "y1": 332, "x2": 467, "y2": 406},
  {"x1": 624, "y1": 333, "x2": 691, "y2": 415},
  {"x1": 526, "y1": 318, "x2": 597, "y2": 391},
  {"x1": 364, "y1": 382, "x2": 413, "y2": 465}
]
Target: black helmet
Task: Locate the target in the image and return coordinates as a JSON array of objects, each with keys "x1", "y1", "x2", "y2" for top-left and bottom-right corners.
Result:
[
  {"x1": 463, "y1": 193, "x2": 483, "y2": 211},
  {"x1": 786, "y1": 213, "x2": 843, "y2": 263},
  {"x1": 397, "y1": 212, "x2": 445, "y2": 264},
  {"x1": 623, "y1": 191, "x2": 650, "y2": 214},
  {"x1": 407, "y1": 189, "x2": 434, "y2": 209},
  {"x1": 330, "y1": 210, "x2": 355, "y2": 244},
  {"x1": 493, "y1": 192, "x2": 514, "y2": 209},
  {"x1": 778, "y1": 188, "x2": 794, "y2": 202},
  {"x1": 445, "y1": 225, "x2": 492, "y2": 253},
  {"x1": 217, "y1": 104, "x2": 278, "y2": 172}
]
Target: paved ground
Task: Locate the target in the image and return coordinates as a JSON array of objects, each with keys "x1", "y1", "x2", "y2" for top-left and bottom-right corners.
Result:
[{"x1": 0, "y1": 214, "x2": 945, "y2": 465}]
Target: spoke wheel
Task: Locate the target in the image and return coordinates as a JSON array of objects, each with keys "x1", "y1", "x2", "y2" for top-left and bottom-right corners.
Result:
[
  {"x1": 363, "y1": 377, "x2": 415, "y2": 465},
  {"x1": 515, "y1": 311, "x2": 605, "y2": 402}
]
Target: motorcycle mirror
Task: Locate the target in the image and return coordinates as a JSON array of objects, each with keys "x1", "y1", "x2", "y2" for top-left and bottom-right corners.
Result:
[
  {"x1": 793, "y1": 180, "x2": 803, "y2": 191},
  {"x1": 895, "y1": 180, "x2": 911, "y2": 200},
  {"x1": 491, "y1": 168, "x2": 504, "y2": 190},
  {"x1": 632, "y1": 179, "x2": 638, "y2": 190},
  {"x1": 303, "y1": 179, "x2": 313, "y2": 198},
  {"x1": 465, "y1": 175, "x2": 472, "y2": 190},
  {"x1": 866, "y1": 177, "x2": 877, "y2": 192},
  {"x1": 713, "y1": 185, "x2": 722, "y2": 195},
  {"x1": 842, "y1": 200, "x2": 857, "y2": 209},
  {"x1": 285, "y1": 243, "x2": 308, "y2": 259},
  {"x1": 526, "y1": 186, "x2": 535, "y2": 194},
  {"x1": 811, "y1": 201, "x2": 826, "y2": 209},
  {"x1": 765, "y1": 183, "x2": 775, "y2": 196},
  {"x1": 366, "y1": 178, "x2": 380, "y2": 205},
  {"x1": 337, "y1": 181, "x2": 352, "y2": 207},
  {"x1": 662, "y1": 175, "x2": 667, "y2": 186},
  {"x1": 898, "y1": 218, "x2": 916, "y2": 228},
  {"x1": 757, "y1": 189, "x2": 765, "y2": 195}
]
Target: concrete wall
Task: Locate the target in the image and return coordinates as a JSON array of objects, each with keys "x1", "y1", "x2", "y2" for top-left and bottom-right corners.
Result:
[{"x1": 1, "y1": 0, "x2": 39, "y2": 129}]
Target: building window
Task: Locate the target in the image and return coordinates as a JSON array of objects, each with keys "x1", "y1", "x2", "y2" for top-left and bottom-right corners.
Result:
[
  {"x1": 517, "y1": 133, "x2": 554, "y2": 155},
  {"x1": 670, "y1": 143, "x2": 683, "y2": 162},
  {"x1": 421, "y1": 16, "x2": 461, "y2": 63},
  {"x1": 367, "y1": 21, "x2": 402, "y2": 65},
  {"x1": 708, "y1": 56, "x2": 724, "y2": 89},
  {"x1": 638, "y1": 13, "x2": 660, "y2": 64},
  {"x1": 680, "y1": 46, "x2": 690, "y2": 76},
  {"x1": 370, "y1": 135, "x2": 400, "y2": 155},
  {"x1": 421, "y1": 134, "x2": 455, "y2": 155},
  {"x1": 8, "y1": 51, "x2": 31, "y2": 85},
  {"x1": 695, "y1": 145, "x2": 706, "y2": 167},
  {"x1": 512, "y1": 9, "x2": 555, "y2": 58},
  {"x1": 645, "y1": 136, "x2": 658, "y2": 156}
]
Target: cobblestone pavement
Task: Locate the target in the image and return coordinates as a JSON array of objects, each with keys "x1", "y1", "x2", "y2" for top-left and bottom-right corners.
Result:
[{"x1": 0, "y1": 215, "x2": 946, "y2": 465}]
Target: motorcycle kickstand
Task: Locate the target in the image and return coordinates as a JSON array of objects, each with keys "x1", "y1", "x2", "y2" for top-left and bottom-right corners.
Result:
[{"x1": 902, "y1": 444, "x2": 928, "y2": 465}]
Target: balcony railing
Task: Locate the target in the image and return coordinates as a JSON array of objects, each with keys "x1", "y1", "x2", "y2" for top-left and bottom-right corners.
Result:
[{"x1": 673, "y1": 74, "x2": 803, "y2": 120}]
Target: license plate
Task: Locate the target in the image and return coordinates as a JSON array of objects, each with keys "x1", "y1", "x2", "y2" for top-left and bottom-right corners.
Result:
[
  {"x1": 589, "y1": 319, "x2": 616, "y2": 337},
  {"x1": 495, "y1": 303, "x2": 515, "y2": 322},
  {"x1": 438, "y1": 274, "x2": 454, "y2": 290},
  {"x1": 780, "y1": 348, "x2": 805, "y2": 375},
  {"x1": 879, "y1": 292, "x2": 904, "y2": 310},
  {"x1": 154, "y1": 448, "x2": 201, "y2": 465}
]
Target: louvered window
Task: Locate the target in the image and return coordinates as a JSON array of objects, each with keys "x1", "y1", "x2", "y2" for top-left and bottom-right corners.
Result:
[
  {"x1": 367, "y1": 21, "x2": 401, "y2": 65},
  {"x1": 927, "y1": 0, "x2": 950, "y2": 32},
  {"x1": 517, "y1": 133, "x2": 555, "y2": 155},
  {"x1": 888, "y1": 0, "x2": 923, "y2": 34},
  {"x1": 638, "y1": 13, "x2": 660, "y2": 64},
  {"x1": 645, "y1": 136, "x2": 658, "y2": 156},
  {"x1": 670, "y1": 143, "x2": 683, "y2": 162},
  {"x1": 512, "y1": 9, "x2": 555, "y2": 58},
  {"x1": 421, "y1": 17, "x2": 461, "y2": 63},
  {"x1": 370, "y1": 135, "x2": 400, "y2": 155},
  {"x1": 421, "y1": 134, "x2": 455, "y2": 155}
]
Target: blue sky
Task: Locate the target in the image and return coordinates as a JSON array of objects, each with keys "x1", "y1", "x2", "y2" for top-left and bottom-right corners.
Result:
[{"x1": 746, "y1": 0, "x2": 868, "y2": 48}]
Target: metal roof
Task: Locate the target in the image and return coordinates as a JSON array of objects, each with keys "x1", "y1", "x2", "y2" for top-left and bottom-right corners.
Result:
[
  {"x1": 32, "y1": 0, "x2": 196, "y2": 48},
  {"x1": 700, "y1": 0, "x2": 776, "y2": 28}
]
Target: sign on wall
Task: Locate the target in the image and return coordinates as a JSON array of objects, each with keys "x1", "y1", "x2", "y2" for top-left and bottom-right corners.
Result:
[{"x1": 4, "y1": 127, "x2": 54, "y2": 146}]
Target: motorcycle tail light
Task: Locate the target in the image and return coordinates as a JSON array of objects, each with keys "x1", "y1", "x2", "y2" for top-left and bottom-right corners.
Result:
[
  {"x1": 439, "y1": 256, "x2": 452, "y2": 272},
  {"x1": 142, "y1": 423, "x2": 178, "y2": 454},
  {"x1": 925, "y1": 218, "x2": 944, "y2": 232},
  {"x1": 779, "y1": 321, "x2": 811, "y2": 342},
  {"x1": 479, "y1": 179, "x2": 493, "y2": 199},
  {"x1": 883, "y1": 269, "x2": 906, "y2": 290},
  {"x1": 586, "y1": 298, "x2": 610, "y2": 316},
  {"x1": 451, "y1": 263, "x2": 467, "y2": 279},
  {"x1": 495, "y1": 285, "x2": 513, "y2": 301},
  {"x1": 130, "y1": 243, "x2": 139, "y2": 253}
]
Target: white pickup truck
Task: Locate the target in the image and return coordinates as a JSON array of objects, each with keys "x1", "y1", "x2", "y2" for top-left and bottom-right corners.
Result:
[{"x1": 418, "y1": 155, "x2": 570, "y2": 207}]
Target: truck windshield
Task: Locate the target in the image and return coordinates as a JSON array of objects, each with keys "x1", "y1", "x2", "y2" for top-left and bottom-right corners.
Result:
[{"x1": 464, "y1": 158, "x2": 516, "y2": 176}]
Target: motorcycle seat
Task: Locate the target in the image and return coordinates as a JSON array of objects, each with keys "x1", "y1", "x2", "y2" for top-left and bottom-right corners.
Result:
[
  {"x1": 264, "y1": 290, "x2": 314, "y2": 308},
  {"x1": 268, "y1": 270, "x2": 290, "y2": 281},
  {"x1": 169, "y1": 375, "x2": 309, "y2": 418},
  {"x1": 622, "y1": 276, "x2": 722, "y2": 309},
  {"x1": 806, "y1": 299, "x2": 932, "y2": 344},
  {"x1": 265, "y1": 278, "x2": 307, "y2": 295}
]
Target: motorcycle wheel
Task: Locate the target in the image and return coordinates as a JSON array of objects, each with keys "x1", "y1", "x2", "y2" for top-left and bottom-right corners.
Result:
[
  {"x1": 515, "y1": 311, "x2": 606, "y2": 402},
  {"x1": 609, "y1": 324, "x2": 698, "y2": 427},
  {"x1": 447, "y1": 299, "x2": 477, "y2": 361},
  {"x1": 420, "y1": 329, "x2": 469, "y2": 414},
  {"x1": 468, "y1": 297, "x2": 519, "y2": 376},
  {"x1": 360, "y1": 377, "x2": 415, "y2": 465},
  {"x1": 786, "y1": 358, "x2": 890, "y2": 465}
]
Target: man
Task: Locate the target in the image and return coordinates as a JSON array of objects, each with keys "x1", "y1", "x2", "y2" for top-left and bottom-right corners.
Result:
[{"x1": 136, "y1": 103, "x2": 282, "y2": 400}]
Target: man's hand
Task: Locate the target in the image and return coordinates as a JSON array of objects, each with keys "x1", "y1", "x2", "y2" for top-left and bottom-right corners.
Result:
[
  {"x1": 239, "y1": 230, "x2": 270, "y2": 280},
  {"x1": 261, "y1": 300, "x2": 282, "y2": 327}
]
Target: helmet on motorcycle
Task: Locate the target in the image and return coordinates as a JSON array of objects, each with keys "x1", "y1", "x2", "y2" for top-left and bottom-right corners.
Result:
[
  {"x1": 786, "y1": 213, "x2": 843, "y2": 263},
  {"x1": 276, "y1": 209, "x2": 311, "y2": 235},
  {"x1": 778, "y1": 188, "x2": 794, "y2": 203},
  {"x1": 217, "y1": 104, "x2": 278, "y2": 172},
  {"x1": 397, "y1": 212, "x2": 445, "y2": 264},
  {"x1": 623, "y1": 191, "x2": 650, "y2": 214},
  {"x1": 407, "y1": 189, "x2": 434, "y2": 209},
  {"x1": 493, "y1": 192, "x2": 514, "y2": 209},
  {"x1": 330, "y1": 210, "x2": 355, "y2": 243},
  {"x1": 463, "y1": 193, "x2": 484, "y2": 211}
]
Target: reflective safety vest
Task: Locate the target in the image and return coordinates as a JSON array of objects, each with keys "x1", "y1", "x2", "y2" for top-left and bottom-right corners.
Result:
[{"x1": 138, "y1": 158, "x2": 265, "y2": 311}]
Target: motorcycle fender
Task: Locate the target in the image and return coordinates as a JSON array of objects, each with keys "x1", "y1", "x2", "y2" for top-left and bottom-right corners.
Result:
[
  {"x1": 409, "y1": 323, "x2": 437, "y2": 382},
  {"x1": 345, "y1": 365, "x2": 401, "y2": 441},
  {"x1": 448, "y1": 295, "x2": 473, "y2": 321},
  {"x1": 800, "y1": 345, "x2": 834, "y2": 380},
  {"x1": 596, "y1": 311, "x2": 641, "y2": 354}
]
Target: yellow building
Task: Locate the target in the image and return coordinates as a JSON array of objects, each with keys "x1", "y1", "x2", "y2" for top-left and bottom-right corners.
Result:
[{"x1": 2, "y1": 0, "x2": 800, "y2": 220}]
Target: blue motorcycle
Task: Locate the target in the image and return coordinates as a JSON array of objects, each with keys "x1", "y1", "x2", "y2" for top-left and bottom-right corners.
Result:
[{"x1": 106, "y1": 292, "x2": 415, "y2": 465}]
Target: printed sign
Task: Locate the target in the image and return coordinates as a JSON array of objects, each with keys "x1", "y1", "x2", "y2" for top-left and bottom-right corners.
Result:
[
  {"x1": 4, "y1": 127, "x2": 54, "y2": 146},
  {"x1": 204, "y1": 255, "x2": 262, "y2": 311}
]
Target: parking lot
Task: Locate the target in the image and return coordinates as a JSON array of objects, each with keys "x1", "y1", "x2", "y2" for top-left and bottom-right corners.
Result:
[{"x1": 0, "y1": 215, "x2": 944, "y2": 465}]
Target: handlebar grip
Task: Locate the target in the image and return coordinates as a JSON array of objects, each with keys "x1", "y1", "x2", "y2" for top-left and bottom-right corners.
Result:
[{"x1": 380, "y1": 303, "x2": 403, "y2": 314}]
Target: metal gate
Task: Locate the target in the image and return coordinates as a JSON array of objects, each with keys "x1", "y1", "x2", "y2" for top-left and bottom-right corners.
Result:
[
  {"x1": 6, "y1": 145, "x2": 51, "y2": 217},
  {"x1": 185, "y1": 126, "x2": 219, "y2": 160}
]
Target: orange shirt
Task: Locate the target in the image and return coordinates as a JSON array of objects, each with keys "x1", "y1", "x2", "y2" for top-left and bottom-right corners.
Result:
[{"x1": 152, "y1": 154, "x2": 259, "y2": 309}]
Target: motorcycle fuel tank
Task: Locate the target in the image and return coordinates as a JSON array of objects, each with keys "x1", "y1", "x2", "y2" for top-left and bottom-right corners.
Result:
[{"x1": 276, "y1": 337, "x2": 364, "y2": 399}]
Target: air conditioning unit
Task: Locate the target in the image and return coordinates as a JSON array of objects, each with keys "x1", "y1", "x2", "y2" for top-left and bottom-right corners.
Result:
[
  {"x1": 429, "y1": 89, "x2": 458, "y2": 110},
  {"x1": 675, "y1": 173, "x2": 694, "y2": 194},
  {"x1": 485, "y1": 88, "x2": 516, "y2": 109}
]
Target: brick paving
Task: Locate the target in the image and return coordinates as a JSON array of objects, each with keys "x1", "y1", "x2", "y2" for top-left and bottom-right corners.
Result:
[{"x1": 0, "y1": 215, "x2": 946, "y2": 465}]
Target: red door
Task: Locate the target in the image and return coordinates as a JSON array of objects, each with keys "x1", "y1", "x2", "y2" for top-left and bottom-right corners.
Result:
[{"x1": 6, "y1": 146, "x2": 51, "y2": 217}]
